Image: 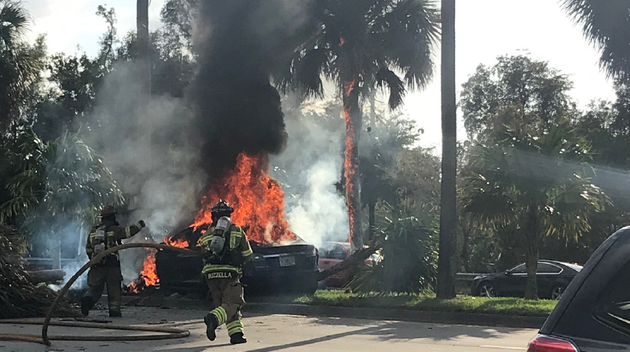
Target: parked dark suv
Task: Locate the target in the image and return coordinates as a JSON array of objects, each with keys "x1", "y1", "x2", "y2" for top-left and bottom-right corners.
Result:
[
  {"x1": 471, "y1": 260, "x2": 582, "y2": 300},
  {"x1": 526, "y1": 226, "x2": 630, "y2": 351}
]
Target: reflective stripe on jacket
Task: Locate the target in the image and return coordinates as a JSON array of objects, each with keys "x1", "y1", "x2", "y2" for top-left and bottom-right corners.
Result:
[{"x1": 200, "y1": 224, "x2": 253, "y2": 275}]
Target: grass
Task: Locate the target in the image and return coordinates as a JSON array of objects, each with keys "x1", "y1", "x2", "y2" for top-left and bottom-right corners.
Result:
[{"x1": 258, "y1": 290, "x2": 557, "y2": 317}]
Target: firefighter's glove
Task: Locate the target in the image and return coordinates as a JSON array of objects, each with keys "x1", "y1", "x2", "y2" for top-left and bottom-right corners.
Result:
[{"x1": 138, "y1": 220, "x2": 146, "y2": 228}]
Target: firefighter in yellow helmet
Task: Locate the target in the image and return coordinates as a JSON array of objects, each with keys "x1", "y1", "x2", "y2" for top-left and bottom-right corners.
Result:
[
  {"x1": 201, "y1": 200, "x2": 253, "y2": 345},
  {"x1": 81, "y1": 205, "x2": 146, "y2": 317}
]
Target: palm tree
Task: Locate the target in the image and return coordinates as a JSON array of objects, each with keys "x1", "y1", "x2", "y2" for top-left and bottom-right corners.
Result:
[
  {"x1": 461, "y1": 117, "x2": 609, "y2": 299},
  {"x1": 278, "y1": 0, "x2": 440, "y2": 250},
  {"x1": 437, "y1": 0, "x2": 457, "y2": 299},
  {"x1": 561, "y1": 0, "x2": 630, "y2": 80},
  {"x1": 0, "y1": 0, "x2": 43, "y2": 133}
]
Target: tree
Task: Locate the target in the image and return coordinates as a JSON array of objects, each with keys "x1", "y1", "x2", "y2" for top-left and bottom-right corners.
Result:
[
  {"x1": 461, "y1": 118, "x2": 609, "y2": 299},
  {"x1": 360, "y1": 114, "x2": 420, "y2": 240},
  {"x1": 0, "y1": 130, "x2": 124, "y2": 253},
  {"x1": 460, "y1": 55, "x2": 574, "y2": 140},
  {"x1": 0, "y1": 0, "x2": 45, "y2": 133},
  {"x1": 562, "y1": 0, "x2": 630, "y2": 81},
  {"x1": 159, "y1": 0, "x2": 196, "y2": 53},
  {"x1": 32, "y1": 2, "x2": 197, "y2": 142},
  {"x1": 279, "y1": 0, "x2": 440, "y2": 250},
  {"x1": 563, "y1": 83, "x2": 630, "y2": 265},
  {"x1": 458, "y1": 55, "x2": 613, "y2": 298},
  {"x1": 437, "y1": 0, "x2": 457, "y2": 299}
]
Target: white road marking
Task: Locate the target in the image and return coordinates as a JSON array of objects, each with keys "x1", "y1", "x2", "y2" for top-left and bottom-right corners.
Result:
[{"x1": 479, "y1": 345, "x2": 526, "y2": 350}]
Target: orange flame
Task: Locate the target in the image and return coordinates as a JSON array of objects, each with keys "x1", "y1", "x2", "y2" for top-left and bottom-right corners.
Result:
[
  {"x1": 192, "y1": 153, "x2": 295, "y2": 244},
  {"x1": 128, "y1": 250, "x2": 160, "y2": 293},
  {"x1": 164, "y1": 236, "x2": 189, "y2": 248},
  {"x1": 133, "y1": 152, "x2": 295, "y2": 292},
  {"x1": 343, "y1": 80, "x2": 357, "y2": 246}
]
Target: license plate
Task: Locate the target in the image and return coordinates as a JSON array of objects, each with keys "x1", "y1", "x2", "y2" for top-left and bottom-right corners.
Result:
[{"x1": 279, "y1": 255, "x2": 295, "y2": 267}]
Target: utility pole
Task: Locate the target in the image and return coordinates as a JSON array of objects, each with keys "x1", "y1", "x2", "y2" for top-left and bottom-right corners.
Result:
[
  {"x1": 437, "y1": 0, "x2": 457, "y2": 299},
  {"x1": 137, "y1": 0, "x2": 151, "y2": 95}
]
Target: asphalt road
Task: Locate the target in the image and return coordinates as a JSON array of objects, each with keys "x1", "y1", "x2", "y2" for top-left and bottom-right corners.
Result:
[{"x1": 0, "y1": 307, "x2": 537, "y2": 351}]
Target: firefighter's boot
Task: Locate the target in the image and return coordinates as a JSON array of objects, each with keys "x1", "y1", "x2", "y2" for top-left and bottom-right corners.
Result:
[
  {"x1": 80, "y1": 296, "x2": 93, "y2": 316},
  {"x1": 230, "y1": 332, "x2": 247, "y2": 345},
  {"x1": 109, "y1": 309, "x2": 122, "y2": 317},
  {"x1": 204, "y1": 313, "x2": 219, "y2": 341}
]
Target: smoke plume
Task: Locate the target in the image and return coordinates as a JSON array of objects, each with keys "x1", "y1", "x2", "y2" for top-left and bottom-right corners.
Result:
[
  {"x1": 271, "y1": 100, "x2": 349, "y2": 248},
  {"x1": 189, "y1": 0, "x2": 314, "y2": 182}
]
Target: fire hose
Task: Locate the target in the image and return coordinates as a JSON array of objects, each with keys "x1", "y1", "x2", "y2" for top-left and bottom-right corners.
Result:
[{"x1": 0, "y1": 243, "x2": 206, "y2": 346}]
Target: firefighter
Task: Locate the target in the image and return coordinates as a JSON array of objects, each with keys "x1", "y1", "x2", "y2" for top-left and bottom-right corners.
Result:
[
  {"x1": 81, "y1": 205, "x2": 146, "y2": 317},
  {"x1": 201, "y1": 200, "x2": 253, "y2": 345}
]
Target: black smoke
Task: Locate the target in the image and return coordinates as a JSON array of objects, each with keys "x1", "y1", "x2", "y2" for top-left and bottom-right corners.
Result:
[{"x1": 189, "y1": 0, "x2": 314, "y2": 182}]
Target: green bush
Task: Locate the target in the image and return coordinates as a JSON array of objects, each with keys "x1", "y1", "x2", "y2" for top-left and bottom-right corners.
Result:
[{"x1": 348, "y1": 200, "x2": 438, "y2": 294}]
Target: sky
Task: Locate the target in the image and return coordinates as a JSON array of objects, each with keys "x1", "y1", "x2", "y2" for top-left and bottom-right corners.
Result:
[{"x1": 23, "y1": 0, "x2": 615, "y2": 151}]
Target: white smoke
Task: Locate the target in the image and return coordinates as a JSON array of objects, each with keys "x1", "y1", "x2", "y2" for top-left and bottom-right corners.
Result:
[
  {"x1": 85, "y1": 63, "x2": 204, "y2": 235},
  {"x1": 272, "y1": 99, "x2": 349, "y2": 249},
  {"x1": 79, "y1": 62, "x2": 204, "y2": 283},
  {"x1": 43, "y1": 220, "x2": 89, "y2": 291}
]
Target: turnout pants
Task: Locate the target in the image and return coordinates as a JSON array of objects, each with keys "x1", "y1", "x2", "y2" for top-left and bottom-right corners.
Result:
[
  {"x1": 206, "y1": 277, "x2": 245, "y2": 337},
  {"x1": 83, "y1": 264, "x2": 123, "y2": 313}
]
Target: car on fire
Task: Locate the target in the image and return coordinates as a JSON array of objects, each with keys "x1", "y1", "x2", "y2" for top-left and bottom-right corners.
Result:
[{"x1": 155, "y1": 226, "x2": 319, "y2": 296}]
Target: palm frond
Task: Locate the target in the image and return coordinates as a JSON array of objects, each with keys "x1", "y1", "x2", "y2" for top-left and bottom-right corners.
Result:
[
  {"x1": 0, "y1": 1, "x2": 29, "y2": 49},
  {"x1": 561, "y1": 0, "x2": 630, "y2": 80},
  {"x1": 375, "y1": 67, "x2": 405, "y2": 109},
  {"x1": 347, "y1": 199, "x2": 437, "y2": 294},
  {"x1": 373, "y1": 0, "x2": 440, "y2": 89}
]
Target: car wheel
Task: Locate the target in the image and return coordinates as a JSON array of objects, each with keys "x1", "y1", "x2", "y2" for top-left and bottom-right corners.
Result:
[
  {"x1": 550, "y1": 285, "x2": 565, "y2": 300},
  {"x1": 477, "y1": 282, "x2": 496, "y2": 297}
]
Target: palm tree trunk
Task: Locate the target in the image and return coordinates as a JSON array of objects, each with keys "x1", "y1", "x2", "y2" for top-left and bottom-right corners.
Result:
[
  {"x1": 368, "y1": 201, "x2": 376, "y2": 241},
  {"x1": 343, "y1": 80, "x2": 364, "y2": 251},
  {"x1": 437, "y1": 0, "x2": 458, "y2": 299},
  {"x1": 524, "y1": 207, "x2": 539, "y2": 300},
  {"x1": 524, "y1": 240, "x2": 539, "y2": 299},
  {"x1": 137, "y1": 0, "x2": 151, "y2": 95}
]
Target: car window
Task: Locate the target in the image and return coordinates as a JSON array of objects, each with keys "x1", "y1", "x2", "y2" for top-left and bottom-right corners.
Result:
[
  {"x1": 510, "y1": 264, "x2": 526, "y2": 273},
  {"x1": 537, "y1": 263, "x2": 562, "y2": 273},
  {"x1": 320, "y1": 246, "x2": 347, "y2": 260},
  {"x1": 595, "y1": 259, "x2": 630, "y2": 335},
  {"x1": 564, "y1": 263, "x2": 583, "y2": 272}
]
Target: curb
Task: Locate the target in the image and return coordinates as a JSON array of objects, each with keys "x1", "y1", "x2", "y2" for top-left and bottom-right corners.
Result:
[
  {"x1": 102, "y1": 296, "x2": 546, "y2": 329},
  {"x1": 243, "y1": 302, "x2": 547, "y2": 329}
]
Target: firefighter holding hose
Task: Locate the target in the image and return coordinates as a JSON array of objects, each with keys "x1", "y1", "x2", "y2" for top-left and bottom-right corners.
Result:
[
  {"x1": 201, "y1": 200, "x2": 253, "y2": 345},
  {"x1": 81, "y1": 205, "x2": 146, "y2": 317}
]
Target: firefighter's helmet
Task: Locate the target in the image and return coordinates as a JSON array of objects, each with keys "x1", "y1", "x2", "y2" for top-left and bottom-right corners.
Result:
[
  {"x1": 100, "y1": 205, "x2": 117, "y2": 217},
  {"x1": 210, "y1": 200, "x2": 234, "y2": 215}
]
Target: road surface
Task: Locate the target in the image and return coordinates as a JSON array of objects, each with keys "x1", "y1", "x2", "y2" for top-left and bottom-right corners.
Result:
[{"x1": 0, "y1": 307, "x2": 537, "y2": 351}]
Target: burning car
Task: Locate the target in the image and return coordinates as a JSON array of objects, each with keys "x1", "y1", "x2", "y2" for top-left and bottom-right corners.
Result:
[
  {"x1": 128, "y1": 155, "x2": 321, "y2": 296},
  {"x1": 155, "y1": 226, "x2": 319, "y2": 295}
]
